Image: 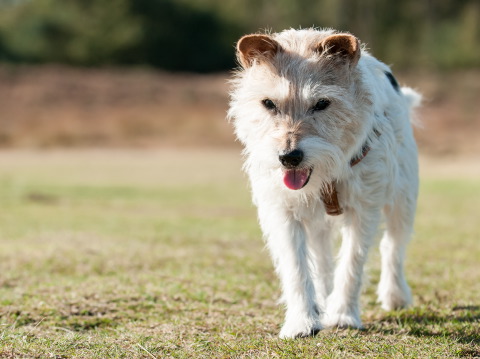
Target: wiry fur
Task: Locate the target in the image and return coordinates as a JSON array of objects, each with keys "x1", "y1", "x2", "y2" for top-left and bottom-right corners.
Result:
[{"x1": 228, "y1": 28, "x2": 421, "y2": 339}]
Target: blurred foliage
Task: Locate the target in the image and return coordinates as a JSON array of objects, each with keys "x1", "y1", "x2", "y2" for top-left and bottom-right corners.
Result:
[
  {"x1": 123, "y1": 0, "x2": 242, "y2": 71},
  {"x1": 0, "y1": 0, "x2": 241, "y2": 70},
  {"x1": 0, "y1": 0, "x2": 142, "y2": 65},
  {"x1": 0, "y1": 0, "x2": 478, "y2": 71}
]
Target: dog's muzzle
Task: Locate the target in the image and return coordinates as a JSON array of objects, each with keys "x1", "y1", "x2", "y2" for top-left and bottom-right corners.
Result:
[{"x1": 279, "y1": 149, "x2": 312, "y2": 190}]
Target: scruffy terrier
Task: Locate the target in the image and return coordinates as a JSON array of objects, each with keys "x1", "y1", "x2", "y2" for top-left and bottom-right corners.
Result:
[{"x1": 228, "y1": 28, "x2": 421, "y2": 338}]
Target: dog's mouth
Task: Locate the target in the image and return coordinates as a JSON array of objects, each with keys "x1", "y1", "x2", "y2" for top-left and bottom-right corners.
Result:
[{"x1": 283, "y1": 168, "x2": 312, "y2": 190}]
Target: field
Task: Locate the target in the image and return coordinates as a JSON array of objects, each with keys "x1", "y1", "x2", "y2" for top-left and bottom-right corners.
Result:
[{"x1": 0, "y1": 149, "x2": 479, "y2": 358}]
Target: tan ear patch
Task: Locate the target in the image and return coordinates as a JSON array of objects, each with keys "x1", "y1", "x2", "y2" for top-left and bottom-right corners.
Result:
[
  {"x1": 237, "y1": 34, "x2": 281, "y2": 68},
  {"x1": 317, "y1": 34, "x2": 360, "y2": 66}
]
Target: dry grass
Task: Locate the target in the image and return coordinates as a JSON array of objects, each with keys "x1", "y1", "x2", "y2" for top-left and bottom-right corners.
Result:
[
  {"x1": 0, "y1": 66, "x2": 479, "y2": 155},
  {"x1": 0, "y1": 66, "x2": 233, "y2": 148},
  {"x1": 0, "y1": 149, "x2": 479, "y2": 358}
]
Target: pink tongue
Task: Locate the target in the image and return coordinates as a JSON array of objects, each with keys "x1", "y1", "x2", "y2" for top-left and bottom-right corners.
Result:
[{"x1": 283, "y1": 169, "x2": 310, "y2": 190}]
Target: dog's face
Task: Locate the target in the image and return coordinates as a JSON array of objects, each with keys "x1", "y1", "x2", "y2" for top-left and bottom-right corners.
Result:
[{"x1": 229, "y1": 29, "x2": 373, "y2": 193}]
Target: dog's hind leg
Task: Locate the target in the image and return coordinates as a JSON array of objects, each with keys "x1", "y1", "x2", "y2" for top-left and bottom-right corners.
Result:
[
  {"x1": 323, "y1": 211, "x2": 381, "y2": 329},
  {"x1": 377, "y1": 193, "x2": 416, "y2": 310},
  {"x1": 260, "y1": 207, "x2": 322, "y2": 338}
]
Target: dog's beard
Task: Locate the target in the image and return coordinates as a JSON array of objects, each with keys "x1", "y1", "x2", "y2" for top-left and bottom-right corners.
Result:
[
  {"x1": 299, "y1": 139, "x2": 347, "y2": 194},
  {"x1": 243, "y1": 136, "x2": 347, "y2": 194}
]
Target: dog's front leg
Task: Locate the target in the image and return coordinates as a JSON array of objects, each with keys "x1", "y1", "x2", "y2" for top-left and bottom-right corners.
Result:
[
  {"x1": 304, "y1": 219, "x2": 334, "y2": 310},
  {"x1": 259, "y1": 206, "x2": 321, "y2": 338},
  {"x1": 322, "y1": 211, "x2": 381, "y2": 329}
]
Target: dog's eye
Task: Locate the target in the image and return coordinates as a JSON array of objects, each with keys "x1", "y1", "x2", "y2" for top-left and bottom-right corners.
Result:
[
  {"x1": 312, "y1": 99, "x2": 330, "y2": 112},
  {"x1": 262, "y1": 99, "x2": 277, "y2": 112}
]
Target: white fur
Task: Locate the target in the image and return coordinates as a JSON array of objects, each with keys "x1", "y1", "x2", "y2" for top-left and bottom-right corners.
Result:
[{"x1": 229, "y1": 28, "x2": 420, "y2": 338}]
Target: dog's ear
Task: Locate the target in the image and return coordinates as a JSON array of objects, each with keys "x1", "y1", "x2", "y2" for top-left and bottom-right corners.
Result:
[
  {"x1": 237, "y1": 34, "x2": 281, "y2": 68},
  {"x1": 316, "y1": 33, "x2": 360, "y2": 67}
]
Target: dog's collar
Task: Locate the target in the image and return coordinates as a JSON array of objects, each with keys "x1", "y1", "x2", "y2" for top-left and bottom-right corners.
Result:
[
  {"x1": 349, "y1": 128, "x2": 382, "y2": 167},
  {"x1": 321, "y1": 129, "x2": 381, "y2": 216}
]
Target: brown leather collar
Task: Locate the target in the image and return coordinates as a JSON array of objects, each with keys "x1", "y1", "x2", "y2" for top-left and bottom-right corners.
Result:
[{"x1": 321, "y1": 129, "x2": 381, "y2": 216}]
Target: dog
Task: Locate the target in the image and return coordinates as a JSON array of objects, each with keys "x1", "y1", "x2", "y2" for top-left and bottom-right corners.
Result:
[{"x1": 228, "y1": 28, "x2": 421, "y2": 339}]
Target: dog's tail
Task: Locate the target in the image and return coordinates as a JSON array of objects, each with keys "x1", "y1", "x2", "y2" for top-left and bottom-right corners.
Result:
[
  {"x1": 401, "y1": 87, "x2": 422, "y2": 126},
  {"x1": 401, "y1": 87, "x2": 422, "y2": 108}
]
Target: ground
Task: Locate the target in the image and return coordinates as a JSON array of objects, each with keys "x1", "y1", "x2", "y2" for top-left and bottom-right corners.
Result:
[{"x1": 0, "y1": 149, "x2": 479, "y2": 358}]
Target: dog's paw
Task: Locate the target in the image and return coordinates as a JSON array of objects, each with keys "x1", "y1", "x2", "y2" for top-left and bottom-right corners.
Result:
[
  {"x1": 377, "y1": 281, "x2": 412, "y2": 311},
  {"x1": 322, "y1": 300, "x2": 362, "y2": 329},
  {"x1": 279, "y1": 318, "x2": 322, "y2": 339},
  {"x1": 322, "y1": 311, "x2": 363, "y2": 329}
]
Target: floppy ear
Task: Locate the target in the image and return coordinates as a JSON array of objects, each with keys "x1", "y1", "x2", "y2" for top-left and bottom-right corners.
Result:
[
  {"x1": 316, "y1": 33, "x2": 360, "y2": 66},
  {"x1": 237, "y1": 34, "x2": 281, "y2": 68}
]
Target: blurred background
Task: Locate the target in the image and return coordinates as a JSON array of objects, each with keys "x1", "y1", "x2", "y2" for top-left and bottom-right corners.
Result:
[
  {"x1": 0, "y1": 3, "x2": 479, "y2": 356},
  {"x1": 0, "y1": 0, "x2": 478, "y2": 154}
]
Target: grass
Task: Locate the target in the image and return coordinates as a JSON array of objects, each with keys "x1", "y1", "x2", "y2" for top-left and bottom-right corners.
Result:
[{"x1": 0, "y1": 149, "x2": 479, "y2": 358}]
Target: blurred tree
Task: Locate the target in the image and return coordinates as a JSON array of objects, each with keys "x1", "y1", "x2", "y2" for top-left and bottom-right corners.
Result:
[
  {"x1": 0, "y1": 0, "x2": 242, "y2": 71},
  {"x1": 122, "y1": 0, "x2": 242, "y2": 71},
  {"x1": 181, "y1": 0, "x2": 480, "y2": 70},
  {"x1": 0, "y1": 0, "x2": 478, "y2": 71},
  {"x1": 0, "y1": 0, "x2": 142, "y2": 65}
]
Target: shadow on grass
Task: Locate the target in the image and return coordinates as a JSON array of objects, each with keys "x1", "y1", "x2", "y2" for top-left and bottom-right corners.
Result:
[{"x1": 365, "y1": 305, "x2": 480, "y2": 349}]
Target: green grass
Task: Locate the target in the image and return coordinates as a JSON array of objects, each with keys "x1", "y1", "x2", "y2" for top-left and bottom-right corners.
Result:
[{"x1": 0, "y1": 150, "x2": 479, "y2": 358}]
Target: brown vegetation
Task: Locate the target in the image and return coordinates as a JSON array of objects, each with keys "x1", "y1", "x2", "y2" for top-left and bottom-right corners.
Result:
[{"x1": 0, "y1": 65, "x2": 478, "y2": 155}]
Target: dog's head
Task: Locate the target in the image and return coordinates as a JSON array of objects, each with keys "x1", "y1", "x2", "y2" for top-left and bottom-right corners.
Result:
[{"x1": 229, "y1": 29, "x2": 373, "y2": 193}]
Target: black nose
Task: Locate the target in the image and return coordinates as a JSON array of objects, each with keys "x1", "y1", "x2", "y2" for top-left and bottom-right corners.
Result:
[{"x1": 279, "y1": 149, "x2": 304, "y2": 168}]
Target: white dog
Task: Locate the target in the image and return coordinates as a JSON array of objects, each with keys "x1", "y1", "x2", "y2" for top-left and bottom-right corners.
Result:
[{"x1": 228, "y1": 28, "x2": 421, "y2": 338}]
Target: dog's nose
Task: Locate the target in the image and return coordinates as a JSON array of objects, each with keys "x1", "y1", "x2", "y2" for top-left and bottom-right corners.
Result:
[{"x1": 279, "y1": 149, "x2": 304, "y2": 168}]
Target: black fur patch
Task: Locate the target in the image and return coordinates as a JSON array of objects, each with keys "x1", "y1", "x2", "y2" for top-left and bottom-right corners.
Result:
[{"x1": 385, "y1": 71, "x2": 400, "y2": 92}]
